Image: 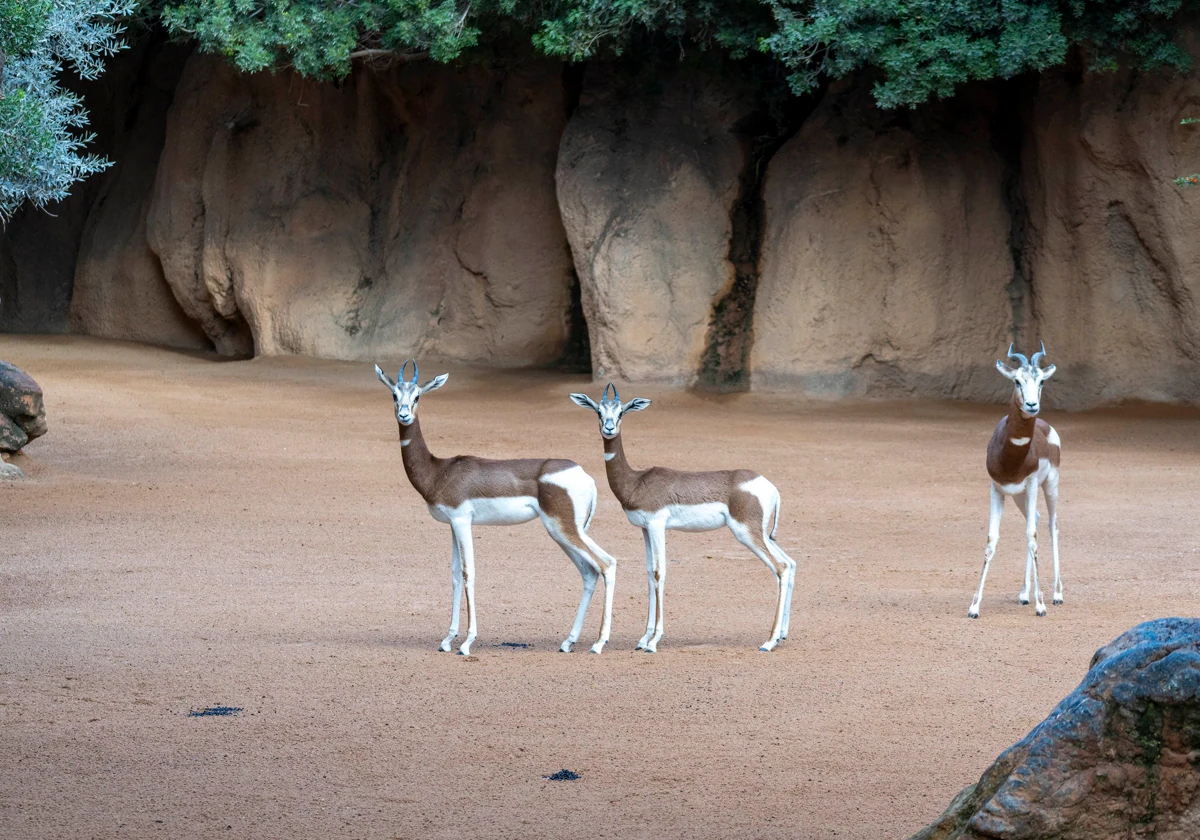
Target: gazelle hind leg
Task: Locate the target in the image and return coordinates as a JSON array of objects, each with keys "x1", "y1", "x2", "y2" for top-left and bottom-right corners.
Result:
[
  {"x1": 969, "y1": 485, "x2": 1005, "y2": 618},
  {"x1": 1044, "y1": 472, "x2": 1062, "y2": 605},
  {"x1": 768, "y1": 537, "x2": 797, "y2": 639},
  {"x1": 1025, "y1": 480, "x2": 1046, "y2": 616},
  {"x1": 728, "y1": 520, "x2": 786, "y2": 651},
  {"x1": 449, "y1": 519, "x2": 478, "y2": 655},
  {"x1": 578, "y1": 531, "x2": 617, "y2": 654},
  {"x1": 636, "y1": 529, "x2": 656, "y2": 650},
  {"x1": 441, "y1": 530, "x2": 463, "y2": 652},
  {"x1": 764, "y1": 492, "x2": 796, "y2": 639}
]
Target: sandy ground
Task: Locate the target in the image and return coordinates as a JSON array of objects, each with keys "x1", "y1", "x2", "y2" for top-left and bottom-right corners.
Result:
[{"x1": 1, "y1": 335, "x2": 1198, "y2": 840}]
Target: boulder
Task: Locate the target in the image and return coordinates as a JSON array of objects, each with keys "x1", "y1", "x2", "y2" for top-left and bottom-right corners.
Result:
[
  {"x1": 146, "y1": 54, "x2": 575, "y2": 364},
  {"x1": 911, "y1": 618, "x2": 1200, "y2": 839},
  {"x1": 0, "y1": 361, "x2": 47, "y2": 456},
  {"x1": 752, "y1": 79, "x2": 1014, "y2": 400},
  {"x1": 556, "y1": 62, "x2": 750, "y2": 384}
]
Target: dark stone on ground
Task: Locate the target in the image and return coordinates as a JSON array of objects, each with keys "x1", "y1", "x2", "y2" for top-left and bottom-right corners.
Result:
[{"x1": 911, "y1": 618, "x2": 1200, "y2": 839}]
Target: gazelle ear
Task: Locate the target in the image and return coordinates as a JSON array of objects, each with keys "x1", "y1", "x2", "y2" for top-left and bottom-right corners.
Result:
[
  {"x1": 622, "y1": 398, "x2": 652, "y2": 413},
  {"x1": 1038, "y1": 363, "x2": 1056, "y2": 380},
  {"x1": 995, "y1": 359, "x2": 1019, "y2": 380},
  {"x1": 570, "y1": 393, "x2": 601, "y2": 412},
  {"x1": 420, "y1": 373, "x2": 449, "y2": 394},
  {"x1": 374, "y1": 364, "x2": 395, "y2": 388}
]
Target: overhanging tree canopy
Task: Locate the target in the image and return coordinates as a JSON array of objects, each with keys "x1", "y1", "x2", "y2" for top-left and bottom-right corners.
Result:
[{"x1": 1, "y1": 0, "x2": 1196, "y2": 220}]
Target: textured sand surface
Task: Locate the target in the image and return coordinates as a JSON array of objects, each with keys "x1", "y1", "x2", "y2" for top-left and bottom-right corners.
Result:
[{"x1": 2, "y1": 336, "x2": 1198, "y2": 839}]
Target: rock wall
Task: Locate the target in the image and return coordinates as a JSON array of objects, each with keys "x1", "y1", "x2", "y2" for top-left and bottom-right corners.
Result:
[
  {"x1": 752, "y1": 80, "x2": 1015, "y2": 401},
  {"x1": 1021, "y1": 65, "x2": 1200, "y2": 408},
  {"x1": 556, "y1": 62, "x2": 749, "y2": 384},
  {"x1": 5, "y1": 38, "x2": 1200, "y2": 406},
  {"x1": 68, "y1": 39, "x2": 210, "y2": 350}
]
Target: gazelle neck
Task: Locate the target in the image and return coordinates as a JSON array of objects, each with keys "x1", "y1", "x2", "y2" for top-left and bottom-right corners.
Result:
[
  {"x1": 399, "y1": 415, "x2": 438, "y2": 499},
  {"x1": 1005, "y1": 390, "x2": 1037, "y2": 444},
  {"x1": 603, "y1": 432, "x2": 638, "y2": 503}
]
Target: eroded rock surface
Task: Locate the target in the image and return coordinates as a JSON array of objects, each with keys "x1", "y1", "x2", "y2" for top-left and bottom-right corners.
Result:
[
  {"x1": 911, "y1": 618, "x2": 1200, "y2": 839},
  {"x1": 0, "y1": 361, "x2": 47, "y2": 457},
  {"x1": 752, "y1": 80, "x2": 1014, "y2": 400},
  {"x1": 1020, "y1": 63, "x2": 1200, "y2": 408},
  {"x1": 556, "y1": 62, "x2": 750, "y2": 384},
  {"x1": 147, "y1": 55, "x2": 575, "y2": 363}
]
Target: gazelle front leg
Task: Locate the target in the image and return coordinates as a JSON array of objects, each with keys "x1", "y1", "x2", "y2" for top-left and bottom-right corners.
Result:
[
  {"x1": 636, "y1": 528, "x2": 656, "y2": 650},
  {"x1": 969, "y1": 484, "x2": 1005, "y2": 618},
  {"x1": 1045, "y1": 474, "x2": 1062, "y2": 604},
  {"x1": 644, "y1": 523, "x2": 668, "y2": 653},
  {"x1": 450, "y1": 518, "x2": 479, "y2": 654},
  {"x1": 1025, "y1": 478, "x2": 1046, "y2": 616},
  {"x1": 440, "y1": 529, "x2": 463, "y2": 652}
]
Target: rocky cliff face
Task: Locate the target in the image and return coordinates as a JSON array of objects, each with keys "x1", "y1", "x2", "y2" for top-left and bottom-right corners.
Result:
[
  {"x1": 5, "y1": 38, "x2": 1200, "y2": 406},
  {"x1": 752, "y1": 80, "x2": 1015, "y2": 401},
  {"x1": 556, "y1": 62, "x2": 748, "y2": 384},
  {"x1": 146, "y1": 54, "x2": 576, "y2": 363}
]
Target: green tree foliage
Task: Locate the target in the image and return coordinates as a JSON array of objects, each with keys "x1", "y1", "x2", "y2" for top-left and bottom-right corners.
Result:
[
  {"x1": 154, "y1": 1, "x2": 1196, "y2": 107},
  {"x1": 158, "y1": 0, "x2": 481, "y2": 77},
  {"x1": 1, "y1": 0, "x2": 133, "y2": 222},
  {"x1": 1, "y1": 0, "x2": 1196, "y2": 217}
]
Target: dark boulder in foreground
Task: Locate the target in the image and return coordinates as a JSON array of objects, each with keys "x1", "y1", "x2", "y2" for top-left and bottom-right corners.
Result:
[
  {"x1": 911, "y1": 618, "x2": 1200, "y2": 839},
  {"x1": 0, "y1": 361, "x2": 47, "y2": 454}
]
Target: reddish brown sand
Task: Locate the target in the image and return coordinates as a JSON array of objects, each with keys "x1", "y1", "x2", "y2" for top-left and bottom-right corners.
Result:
[{"x1": 2, "y1": 336, "x2": 1198, "y2": 840}]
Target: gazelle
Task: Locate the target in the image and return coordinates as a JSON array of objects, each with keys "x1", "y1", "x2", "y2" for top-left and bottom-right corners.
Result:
[
  {"x1": 375, "y1": 361, "x2": 617, "y2": 655},
  {"x1": 570, "y1": 385, "x2": 797, "y2": 652},
  {"x1": 968, "y1": 343, "x2": 1062, "y2": 619}
]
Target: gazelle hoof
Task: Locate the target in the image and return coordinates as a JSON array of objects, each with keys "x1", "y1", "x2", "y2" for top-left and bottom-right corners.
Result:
[
  {"x1": 589, "y1": 642, "x2": 605, "y2": 654},
  {"x1": 1018, "y1": 598, "x2": 1030, "y2": 605},
  {"x1": 559, "y1": 640, "x2": 573, "y2": 653},
  {"x1": 643, "y1": 646, "x2": 657, "y2": 654},
  {"x1": 759, "y1": 644, "x2": 776, "y2": 652},
  {"x1": 1053, "y1": 598, "x2": 1063, "y2": 605},
  {"x1": 439, "y1": 640, "x2": 454, "y2": 652},
  {"x1": 967, "y1": 611, "x2": 979, "y2": 619},
  {"x1": 1035, "y1": 608, "x2": 1047, "y2": 617}
]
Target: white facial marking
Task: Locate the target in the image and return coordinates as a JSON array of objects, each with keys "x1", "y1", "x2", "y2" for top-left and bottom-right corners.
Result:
[{"x1": 1009, "y1": 436, "x2": 1031, "y2": 446}]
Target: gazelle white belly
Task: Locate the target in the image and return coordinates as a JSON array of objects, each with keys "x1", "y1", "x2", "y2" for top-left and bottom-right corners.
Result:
[
  {"x1": 994, "y1": 459, "x2": 1058, "y2": 496},
  {"x1": 626, "y1": 502, "x2": 729, "y2": 532},
  {"x1": 429, "y1": 496, "x2": 540, "y2": 525}
]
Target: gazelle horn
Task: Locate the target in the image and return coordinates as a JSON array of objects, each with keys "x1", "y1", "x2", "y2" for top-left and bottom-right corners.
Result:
[
  {"x1": 1030, "y1": 342, "x2": 1047, "y2": 369},
  {"x1": 1007, "y1": 342, "x2": 1029, "y2": 368}
]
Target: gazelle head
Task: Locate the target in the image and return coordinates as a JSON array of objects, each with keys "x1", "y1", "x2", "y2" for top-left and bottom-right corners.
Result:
[
  {"x1": 996, "y1": 343, "x2": 1056, "y2": 418},
  {"x1": 374, "y1": 359, "x2": 449, "y2": 426},
  {"x1": 570, "y1": 383, "x2": 651, "y2": 439}
]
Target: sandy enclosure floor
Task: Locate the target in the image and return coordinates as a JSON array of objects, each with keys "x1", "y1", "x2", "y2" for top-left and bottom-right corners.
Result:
[{"x1": 2, "y1": 336, "x2": 1198, "y2": 840}]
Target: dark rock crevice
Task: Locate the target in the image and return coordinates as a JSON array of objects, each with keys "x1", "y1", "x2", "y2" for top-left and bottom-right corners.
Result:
[
  {"x1": 696, "y1": 81, "x2": 824, "y2": 392},
  {"x1": 989, "y1": 78, "x2": 1036, "y2": 349},
  {"x1": 556, "y1": 62, "x2": 592, "y2": 374}
]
